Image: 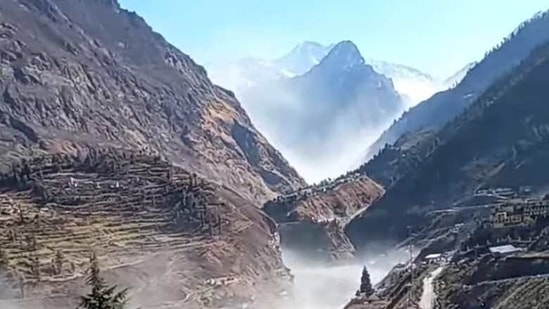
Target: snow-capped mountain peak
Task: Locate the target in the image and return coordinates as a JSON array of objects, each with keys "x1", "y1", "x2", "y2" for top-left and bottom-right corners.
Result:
[
  {"x1": 207, "y1": 41, "x2": 333, "y2": 96},
  {"x1": 321, "y1": 40, "x2": 365, "y2": 69},
  {"x1": 274, "y1": 41, "x2": 333, "y2": 76}
]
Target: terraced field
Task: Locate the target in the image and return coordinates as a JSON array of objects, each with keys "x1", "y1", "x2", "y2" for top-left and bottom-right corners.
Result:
[{"x1": 0, "y1": 150, "x2": 290, "y2": 308}]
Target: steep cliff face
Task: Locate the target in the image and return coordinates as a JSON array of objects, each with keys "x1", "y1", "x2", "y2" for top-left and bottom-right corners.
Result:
[
  {"x1": 264, "y1": 176, "x2": 384, "y2": 263},
  {"x1": 0, "y1": 0, "x2": 305, "y2": 203},
  {"x1": 348, "y1": 41, "x2": 549, "y2": 249}
]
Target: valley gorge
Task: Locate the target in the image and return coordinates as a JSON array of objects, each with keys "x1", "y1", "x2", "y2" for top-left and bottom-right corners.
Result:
[
  {"x1": 208, "y1": 41, "x2": 471, "y2": 183},
  {"x1": 3, "y1": 1, "x2": 549, "y2": 309}
]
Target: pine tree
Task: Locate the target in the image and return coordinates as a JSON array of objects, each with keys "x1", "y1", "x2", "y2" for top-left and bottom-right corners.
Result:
[
  {"x1": 0, "y1": 249, "x2": 7, "y2": 266},
  {"x1": 54, "y1": 249, "x2": 64, "y2": 275},
  {"x1": 359, "y1": 266, "x2": 374, "y2": 297},
  {"x1": 78, "y1": 252, "x2": 128, "y2": 309}
]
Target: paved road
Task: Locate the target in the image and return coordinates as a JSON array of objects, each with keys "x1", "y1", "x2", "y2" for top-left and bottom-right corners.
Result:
[{"x1": 429, "y1": 203, "x2": 502, "y2": 214}]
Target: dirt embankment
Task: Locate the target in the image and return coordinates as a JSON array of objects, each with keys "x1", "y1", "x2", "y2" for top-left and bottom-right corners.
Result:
[{"x1": 264, "y1": 176, "x2": 384, "y2": 263}]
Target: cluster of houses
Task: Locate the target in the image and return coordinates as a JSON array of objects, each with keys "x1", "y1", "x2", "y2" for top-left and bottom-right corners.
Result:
[
  {"x1": 488, "y1": 244, "x2": 525, "y2": 257},
  {"x1": 474, "y1": 186, "x2": 533, "y2": 198},
  {"x1": 422, "y1": 252, "x2": 453, "y2": 265},
  {"x1": 423, "y1": 244, "x2": 525, "y2": 266},
  {"x1": 488, "y1": 199, "x2": 549, "y2": 228}
]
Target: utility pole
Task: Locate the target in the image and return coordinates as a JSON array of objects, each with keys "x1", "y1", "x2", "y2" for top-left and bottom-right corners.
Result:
[
  {"x1": 407, "y1": 225, "x2": 414, "y2": 309},
  {"x1": 208, "y1": 208, "x2": 213, "y2": 237}
]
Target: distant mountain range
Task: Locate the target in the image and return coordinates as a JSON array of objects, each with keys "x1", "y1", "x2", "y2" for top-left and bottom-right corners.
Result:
[
  {"x1": 208, "y1": 42, "x2": 470, "y2": 108},
  {"x1": 224, "y1": 41, "x2": 403, "y2": 182},
  {"x1": 274, "y1": 41, "x2": 334, "y2": 76},
  {"x1": 207, "y1": 42, "x2": 332, "y2": 97},
  {"x1": 207, "y1": 41, "x2": 470, "y2": 182}
]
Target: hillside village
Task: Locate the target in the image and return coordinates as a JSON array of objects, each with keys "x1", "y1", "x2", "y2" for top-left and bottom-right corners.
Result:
[{"x1": 346, "y1": 195, "x2": 549, "y2": 309}]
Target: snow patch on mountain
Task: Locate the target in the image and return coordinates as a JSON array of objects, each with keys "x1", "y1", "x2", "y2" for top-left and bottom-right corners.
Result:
[
  {"x1": 366, "y1": 59, "x2": 438, "y2": 106},
  {"x1": 274, "y1": 41, "x2": 333, "y2": 76},
  {"x1": 442, "y1": 62, "x2": 477, "y2": 89},
  {"x1": 207, "y1": 41, "x2": 472, "y2": 109},
  {"x1": 207, "y1": 41, "x2": 332, "y2": 97}
]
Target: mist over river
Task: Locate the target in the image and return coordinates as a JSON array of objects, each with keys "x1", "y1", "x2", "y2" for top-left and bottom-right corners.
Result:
[{"x1": 279, "y1": 249, "x2": 409, "y2": 309}]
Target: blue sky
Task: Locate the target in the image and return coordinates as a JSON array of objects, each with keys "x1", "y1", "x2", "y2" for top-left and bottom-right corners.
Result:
[{"x1": 118, "y1": 0, "x2": 548, "y2": 78}]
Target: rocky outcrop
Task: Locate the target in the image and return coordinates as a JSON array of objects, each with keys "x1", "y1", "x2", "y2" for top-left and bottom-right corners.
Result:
[
  {"x1": 264, "y1": 175, "x2": 384, "y2": 263},
  {"x1": 0, "y1": 0, "x2": 305, "y2": 204}
]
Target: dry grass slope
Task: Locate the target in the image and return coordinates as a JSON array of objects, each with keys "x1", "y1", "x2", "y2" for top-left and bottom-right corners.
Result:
[{"x1": 0, "y1": 150, "x2": 291, "y2": 308}]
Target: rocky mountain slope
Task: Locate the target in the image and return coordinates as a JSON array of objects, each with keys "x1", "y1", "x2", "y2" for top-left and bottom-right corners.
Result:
[
  {"x1": 0, "y1": 0, "x2": 305, "y2": 204},
  {"x1": 0, "y1": 150, "x2": 292, "y2": 309},
  {"x1": 0, "y1": 0, "x2": 308, "y2": 307},
  {"x1": 347, "y1": 37, "x2": 549, "y2": 248},
  {"x1": 241, "y1": 40, "x2": 404, "y2": 181},
  {"x1": 365, "y1": 10, "x2": 549, "y2": 162}
]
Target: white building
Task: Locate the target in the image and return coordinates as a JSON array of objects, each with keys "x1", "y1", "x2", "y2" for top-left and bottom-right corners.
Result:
[
  {"x1": 489, "y1": 244, "x2": 524, "y2": 256},
  {"x1": 424, "y1": 253, "x2": 444, "y2": 264}
]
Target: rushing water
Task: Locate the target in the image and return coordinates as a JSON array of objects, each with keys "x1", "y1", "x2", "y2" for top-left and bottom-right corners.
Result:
[{"x1": 280, "y1": 249, "x2": 409, "y2": 309}]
